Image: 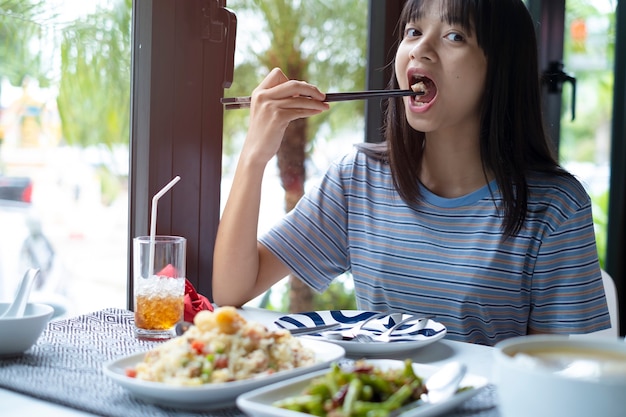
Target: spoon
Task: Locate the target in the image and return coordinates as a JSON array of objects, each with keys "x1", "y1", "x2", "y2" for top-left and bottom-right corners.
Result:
[
  {"x1": 353, "y1": 315, "x2": 434, "y2": 343},
  {"x1": 323, "y1": 314, "x2": 433, "y2": 342},
  {"x1": 175, "y1": 321, "x2": 193, "y2": 336},
  {"x1": 0, "y1": 268, "x2": 40, "y2": 319},
  {"x1": 389, "y1": 361, "x2": 468, "y2": 416},
  {"x1": 423, "y1": 361, "x2": 467, "y2": 403},
  {"x1": 340, "y1": 312, "x2": 403, "y2": 339}
]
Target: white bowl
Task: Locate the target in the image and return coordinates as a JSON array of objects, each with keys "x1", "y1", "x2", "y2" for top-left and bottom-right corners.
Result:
[
  {"x1": 0, "y1": 302, "x2": 54, "y2": 356},
  {"x1": 494, "y1": 335, "x2": 626, "y2": 417}
]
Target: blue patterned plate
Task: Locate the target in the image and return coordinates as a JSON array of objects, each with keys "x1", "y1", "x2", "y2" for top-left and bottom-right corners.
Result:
[{"x1": 275, "y1": 310, "x2": 446, "y2": 356}]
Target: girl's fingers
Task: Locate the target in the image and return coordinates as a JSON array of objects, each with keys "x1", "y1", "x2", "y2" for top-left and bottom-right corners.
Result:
[
  {"x1": 240, "y1": 68, "x2": 329, "y2": 163},
  {"x1": 254, "y1": 68, "x2": 326, "y2": 105},
  {"x1": 258, "y1": 67, "x2": 289, "y2": 89}
]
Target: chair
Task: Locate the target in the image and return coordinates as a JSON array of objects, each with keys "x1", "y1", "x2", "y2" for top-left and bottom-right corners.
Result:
[
  {"x1": 600, "y1": 269, "x2": 620, "y2": 337},
  {"x1": 572, "y1": 269, "x2": 620, "y2": 338}
]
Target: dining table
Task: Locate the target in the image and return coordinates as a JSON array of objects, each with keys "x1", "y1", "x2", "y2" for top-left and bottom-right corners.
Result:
[{"x1": 0, "y1": 306, "x2": 501, "y2": 417}]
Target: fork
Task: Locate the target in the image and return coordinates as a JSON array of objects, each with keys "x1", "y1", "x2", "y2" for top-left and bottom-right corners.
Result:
[
  {"x1": 332, "y1": 312, "x2": 385, "y2": 339},
  {"x1": 353, "y1": 315, "x2": 434, "y2": 343}
]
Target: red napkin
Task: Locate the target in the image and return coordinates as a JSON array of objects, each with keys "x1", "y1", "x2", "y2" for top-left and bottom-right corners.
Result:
[
  {"x1": 158, "y1": 264, "x2": 177, "y2": 278},
  {"x1": 156, "y1": 265, "x2": 214, "y2": 321},
  {"x1": 184, "y1": 279, "x2": 213, "y2": 321}
]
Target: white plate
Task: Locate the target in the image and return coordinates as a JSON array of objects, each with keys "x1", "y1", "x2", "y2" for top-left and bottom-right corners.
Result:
[
  {"x1": 103, "y1": 338, "x2": 345, "y2": 410},
  {"x1": 237, "y1": 359, "x2": 488, "y2": 417},
  {"x1": 275, "y1": 310, "x2": 446, "y2": 356}
]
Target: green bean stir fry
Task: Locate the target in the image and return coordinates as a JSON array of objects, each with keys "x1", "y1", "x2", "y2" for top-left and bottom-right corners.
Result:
[{"x1": 273, "y1": 359, "x2": 427, "y2": 417}]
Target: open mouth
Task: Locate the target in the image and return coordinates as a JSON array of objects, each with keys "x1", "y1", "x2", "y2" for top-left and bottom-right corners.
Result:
[{"x1": 409, "y1": 75, "x2": 437, "y2": 105}]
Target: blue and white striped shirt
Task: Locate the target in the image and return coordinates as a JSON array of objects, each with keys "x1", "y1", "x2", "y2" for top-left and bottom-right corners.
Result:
[{"x1": 260, "y1": 148, "x2": 610, "y2": 345}]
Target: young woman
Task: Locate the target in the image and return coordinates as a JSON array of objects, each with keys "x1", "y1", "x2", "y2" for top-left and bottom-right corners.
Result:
[{"x1": 212, "y1": 0, "x2": 610, "y2": 346}]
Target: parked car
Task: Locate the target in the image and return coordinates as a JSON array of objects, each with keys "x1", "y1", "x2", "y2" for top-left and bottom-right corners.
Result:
[
  {"x1": 0, "y1": 181, "x2": 70, "y2": 320},
  {"x1": 0, "y1": 175, "x2": 32, "y2": 203}
]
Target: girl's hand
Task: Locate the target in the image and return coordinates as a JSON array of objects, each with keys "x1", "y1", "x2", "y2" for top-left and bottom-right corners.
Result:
[{"x1": 241, "y1": 68, "x2": 329, "y2": 164}]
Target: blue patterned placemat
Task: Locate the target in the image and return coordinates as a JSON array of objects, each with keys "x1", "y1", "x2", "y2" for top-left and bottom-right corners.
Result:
[{"x1": 0, "y1": 308, "x2": 499, "y2": 417}]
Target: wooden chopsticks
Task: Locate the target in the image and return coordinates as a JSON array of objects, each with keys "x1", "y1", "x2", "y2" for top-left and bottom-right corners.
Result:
[{"x1": 221, "y1": 89, "x2": 425, "y2": 110}]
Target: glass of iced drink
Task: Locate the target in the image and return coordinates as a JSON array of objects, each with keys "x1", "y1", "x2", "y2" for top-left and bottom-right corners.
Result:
[{"x1": 133, "y1": 235, "x2": 186, "y2": 340}]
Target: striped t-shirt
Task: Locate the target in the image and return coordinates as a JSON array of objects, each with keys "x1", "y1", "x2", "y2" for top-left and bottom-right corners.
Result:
[{"x1": 259, "y1": 148, "x2": 610, "y2": 346}]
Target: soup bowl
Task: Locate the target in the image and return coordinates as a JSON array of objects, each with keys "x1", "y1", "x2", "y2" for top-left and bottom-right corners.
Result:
[
  {"x1": 494, "y1": 335, "x2": 626, "y2": 417},
  {"x1": 0, "y1": 302, "x2": 54, "y2": 356}
]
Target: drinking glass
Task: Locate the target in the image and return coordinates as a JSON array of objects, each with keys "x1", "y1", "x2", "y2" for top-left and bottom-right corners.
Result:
[{"x1": 133, "y1": 235, "x2": 186, "y2": 339}]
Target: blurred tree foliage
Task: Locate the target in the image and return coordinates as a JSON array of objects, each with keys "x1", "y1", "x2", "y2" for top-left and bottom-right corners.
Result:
[
  {"x1": 263, "y1": 275, "x2": 357, "y2": 311},
  {"x1": 0, "y1": 0, "x2": 51, "y2": 90},
  {"x1": 56, "y1": 0, "x2": 131, "y2": 204},
  {"x1": 561, "y1": 0, "x2": 615, "y2": 163},
  {"x1": 591, "y1": 190, "x2": 609, "y2": 268},
  {"x1": 57, "y1": 0, "x2": 131, "y2": 151}
]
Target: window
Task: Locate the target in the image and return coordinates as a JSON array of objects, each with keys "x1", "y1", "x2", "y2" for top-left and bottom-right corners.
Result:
[{"x1": 0, "y1": 0, "x2": 130, "y2": 318}]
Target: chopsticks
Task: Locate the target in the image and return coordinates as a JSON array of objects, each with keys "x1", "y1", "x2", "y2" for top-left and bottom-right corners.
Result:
[{"x1": 221, "y1": 89, "x2": 425, "y2": 110}]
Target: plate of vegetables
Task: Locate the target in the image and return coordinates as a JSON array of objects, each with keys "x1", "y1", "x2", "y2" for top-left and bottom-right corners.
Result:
[{"x1": 236, "y1": 359, "x2": 488, "y2": 417}]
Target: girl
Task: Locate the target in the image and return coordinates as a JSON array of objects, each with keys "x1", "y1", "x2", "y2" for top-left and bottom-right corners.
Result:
[{"x1": 212, "y1": 0, "x2": 610, "y2": 346}]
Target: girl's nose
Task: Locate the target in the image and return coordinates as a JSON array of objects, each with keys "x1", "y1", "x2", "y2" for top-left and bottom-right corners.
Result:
[{"x1": 409, "y1": 36, "x2": 436, "y2": 62}]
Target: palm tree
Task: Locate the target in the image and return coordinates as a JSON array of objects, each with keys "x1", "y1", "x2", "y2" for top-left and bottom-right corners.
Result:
[{"x1": 225, "y1": 0, "x2": 367, "y2": 312}]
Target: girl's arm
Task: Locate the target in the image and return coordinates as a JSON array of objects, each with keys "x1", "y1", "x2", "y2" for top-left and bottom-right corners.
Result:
[{"x1": 212, "y1": 68, "x2": 329, "y2": 307}]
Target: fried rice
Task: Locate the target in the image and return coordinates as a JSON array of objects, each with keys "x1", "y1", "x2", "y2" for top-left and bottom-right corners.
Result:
[{"x1": 128, "y1": 306, "x2": 315, "y2": 386}]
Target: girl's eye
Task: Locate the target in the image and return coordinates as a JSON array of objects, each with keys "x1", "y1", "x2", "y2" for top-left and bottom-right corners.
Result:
[
  {"x1": 404, "y1": 28, "x2": 420, "y2": 38},
  {"x1": 445, "y1": 32, "x2": 465, "y2": 42}
]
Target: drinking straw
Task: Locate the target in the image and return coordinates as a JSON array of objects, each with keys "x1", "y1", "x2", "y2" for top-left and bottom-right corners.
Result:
[{"x1": 148, "y1": 176, "x2": 181, "y2": 277}]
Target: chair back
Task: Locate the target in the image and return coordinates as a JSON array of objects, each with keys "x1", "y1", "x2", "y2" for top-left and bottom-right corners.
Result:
[{"x1": 600, "y1": 269, "x2": 620, "y2": 337}]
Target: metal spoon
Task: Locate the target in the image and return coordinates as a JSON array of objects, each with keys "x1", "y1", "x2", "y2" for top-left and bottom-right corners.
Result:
[
  {"x1": 174, "y1": 321, "x2": 193, "y2": 336},
  {"x1": 0, "y1": 268, "x2": 40, "y2": 319},
  {"x1": 389, "y1": 362, "x2": 468, "y2": 416},
  {"x1": 353, "y1": 315, "x2": 434, "y2": 343},
  {"x1": 338, "y1": 312, "x2": 390, "y2": 339},
  {"x1": 324, "y1": 314, "x2": 433, "y2": 343},
  {"x1": 323, "y1": 312, "x2": 412, "y2": 341}
]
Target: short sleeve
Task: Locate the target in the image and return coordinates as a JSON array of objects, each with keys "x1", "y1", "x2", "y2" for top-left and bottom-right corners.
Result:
[
  {"x1": 529, "y1": 198, "x2": 611, "y2": 334},
  {"x1": 259, "y1": 153, "x2": 353, "y2": 291}
]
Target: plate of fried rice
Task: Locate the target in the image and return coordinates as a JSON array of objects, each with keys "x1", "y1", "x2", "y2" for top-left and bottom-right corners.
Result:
[{"x1": 103, "y1": 307, "x2": 345, "y2": 410}]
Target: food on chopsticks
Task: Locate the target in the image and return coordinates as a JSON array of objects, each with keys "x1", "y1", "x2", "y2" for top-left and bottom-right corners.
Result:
[
  {"x1": 411, "y1": 80, "x2": 427, "y2": 94},
  {"x1": 125, "y1": 306, "x2": 315, "y2": 386},
  {"x1": 273, "y1": 359, "x2": 427, "y2": 417}
]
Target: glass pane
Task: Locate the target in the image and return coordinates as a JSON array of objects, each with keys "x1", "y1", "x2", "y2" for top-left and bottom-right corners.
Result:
[
  {"x1": 561, "y1": 0, "x2": 616, "y2": 267},
  {"x1": 221, "y1": 0, "x2": 367, "y2": 311},
  {"x1": 0, "y1": 1, "x2": 131, "y2": 318}
]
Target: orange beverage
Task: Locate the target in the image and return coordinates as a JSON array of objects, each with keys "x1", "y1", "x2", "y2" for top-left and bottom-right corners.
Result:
[
  {"x1": 133, "y1": 236, "x2": 186, "y2": 340},
  {"x1": 134, "y1": 290, "x2": 184, "y2": 331}
]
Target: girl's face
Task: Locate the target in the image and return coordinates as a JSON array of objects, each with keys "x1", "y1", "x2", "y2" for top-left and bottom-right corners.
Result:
[{"x1": 395, "y1": 0, "x2": 487, "y2": 136}]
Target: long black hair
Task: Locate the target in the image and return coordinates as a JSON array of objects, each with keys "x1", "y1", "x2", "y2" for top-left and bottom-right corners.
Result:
[{"x1": 361, "y1": 0, "x2": 569, "y2": 237}]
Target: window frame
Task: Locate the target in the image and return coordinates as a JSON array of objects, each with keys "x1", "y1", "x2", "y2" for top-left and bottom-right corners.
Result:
[{"x1": 128, "y1": 0, "x2": 230, "y2": 306}]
